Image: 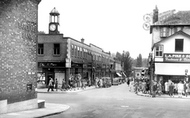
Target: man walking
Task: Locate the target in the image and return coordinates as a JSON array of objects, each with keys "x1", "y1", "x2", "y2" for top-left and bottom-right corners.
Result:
[{"x1": 47, "y1": 78, "x2": 54, "y2": 92}]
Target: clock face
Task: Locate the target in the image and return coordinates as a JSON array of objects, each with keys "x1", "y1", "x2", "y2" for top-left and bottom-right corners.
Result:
[{"x1": 50, "y1": 24, "x2": 56, "y2": 31}]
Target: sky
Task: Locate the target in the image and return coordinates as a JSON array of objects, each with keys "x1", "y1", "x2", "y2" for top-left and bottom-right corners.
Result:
[{"x1": 38, "y1": 0, "x2": 190, "y2": 59}]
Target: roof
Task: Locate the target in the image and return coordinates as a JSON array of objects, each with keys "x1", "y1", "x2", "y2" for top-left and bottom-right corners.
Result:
[
  {"x1": 156, "y1": 10, "x2": 190, "y2": 25},
  {"x1": 150, "y1": 10, "x2": 190, "y2": 33},
  {"x1": 151, "y1": 30, "x2": 190, "y2": 50},
  {"x1": 50, "y1": 7, "x2": 60, "y2": 15}
]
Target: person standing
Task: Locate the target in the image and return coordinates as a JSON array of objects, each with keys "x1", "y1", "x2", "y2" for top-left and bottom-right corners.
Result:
[
  {"x1": 169, "y1": 82, "x2": 174, "y2": 97},
  {"x1": 178, "y1": 81, "x2": 184, "y2": 98},
  {"x1": 47, "y1": 78, "x2": 54, "y2": 92},
  {"x1": 54, "y1": 78, "x2": 58, "y2": 91},
  {"x1": 164, "y1": 81, "x2": 169, "y2": 94},
  {"x1": 61, "y1": 78, "x2": 66, "y2": 91}
]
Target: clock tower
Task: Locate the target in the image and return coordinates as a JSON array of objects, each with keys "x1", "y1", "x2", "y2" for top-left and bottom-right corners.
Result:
[{"x1": 49, "y1": 7, "x2": 60, "y2": 34}]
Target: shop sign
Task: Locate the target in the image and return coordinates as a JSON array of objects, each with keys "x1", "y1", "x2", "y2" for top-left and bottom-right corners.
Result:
[{"x1": 164, "y1": 54, "x2": 190, "y2": 62}]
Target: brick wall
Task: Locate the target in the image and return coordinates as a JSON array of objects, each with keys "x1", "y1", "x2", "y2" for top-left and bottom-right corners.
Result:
[{"x1": 0, "y1": 0, "x2": 41, "y2": 104}]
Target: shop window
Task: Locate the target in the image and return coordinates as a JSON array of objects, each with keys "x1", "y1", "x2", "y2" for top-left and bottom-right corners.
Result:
[
  {"x1": 175, "y1": 39, "x2": 183, "y2": 52},
  {"x1": 54, "y1": 43, "x2": 60, "y2": 55},
  {"x1": 155, "y1": 45, "x2": 163, "y2": 57},
  {"x1": 38, "y1": 44, "x2": 44, "y2": 55},
  {"x1": 160, "y1": 27, "x2": 169, "y2": 38}
]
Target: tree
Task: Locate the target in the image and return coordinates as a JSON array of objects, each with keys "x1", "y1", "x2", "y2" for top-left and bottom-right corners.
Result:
[
  {"x1": 136, "y1": 54, "x2": 142, "y2": 67},
  {"x1": 115, "y1": 51, "x2": 133, "y2": 77},
  {"x1": 123, "y1": 51, "x2": 132, "y2": 77}
]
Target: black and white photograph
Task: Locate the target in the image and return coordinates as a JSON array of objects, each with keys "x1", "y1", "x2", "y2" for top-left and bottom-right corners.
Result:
[{"x1": 1, "y1": 0, "x2": 190, "y2": 118}]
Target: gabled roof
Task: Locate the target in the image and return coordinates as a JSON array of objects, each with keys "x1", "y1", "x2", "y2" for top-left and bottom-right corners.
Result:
[{"x1": 152, "y1": 30, "x2": 190, "y2": 50}]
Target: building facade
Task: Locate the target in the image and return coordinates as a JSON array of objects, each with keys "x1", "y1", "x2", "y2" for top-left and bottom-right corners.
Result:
[
  {"x1": 0, "y1": 0, "x2": 41, "y2": 114},
  {"x1": 150, "y1": 7, "x2": 190, "y2": 83},
  {"x1": 37, "y1": 8, "x2": 121, "y2": 87}
]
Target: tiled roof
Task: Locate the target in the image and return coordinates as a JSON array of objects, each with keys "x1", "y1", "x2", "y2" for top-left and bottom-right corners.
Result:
[{"x1": 155, "y1": 10, "x2": 190, "y2": 25}]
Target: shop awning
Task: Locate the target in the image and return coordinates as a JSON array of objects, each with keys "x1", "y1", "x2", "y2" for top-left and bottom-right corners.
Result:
[
  {"x1": 122, "y1": 72, "x2": 127, "y2": 77},
  {"x1": 155, "y1": 63, "x2": 190, "y2": 75},
  {"x1": 116, "y1": 72, "x2": 122, "y2": 77}
]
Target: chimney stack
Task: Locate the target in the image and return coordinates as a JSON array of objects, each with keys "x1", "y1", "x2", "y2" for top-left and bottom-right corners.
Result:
[
  {"x1": 153, "y1": 5, "x2": 159, "y2": 24},
  {"x1": 81, "y1": 38, "x2": 84, "y2": 43}
]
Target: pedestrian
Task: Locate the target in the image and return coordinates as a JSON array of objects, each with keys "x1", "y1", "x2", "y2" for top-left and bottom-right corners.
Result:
[
  {"x1": 164, "y1": 81, "x2": 169, "y2": 94},
  {"x1": 61, "y1": 78, "x2": 66, "y2": 91},
  {"x1": 169, "y1": 82, "x2": 174, "y2": 97},
  {"x1": 54, "y1": 78, "x2": 58, "y2": 91},
  {"x1": 129, "y1": 80, "x2": 134, "y2": 92},
  {"x1": 177, "y1": 81, "x2": 184, "y2": 98},
  {"x1": 127, "y1": 78, "x2": 130, "y2": 87},
  {"x1": 152, "y1": 80, "x2": 157, "y2": 97},
  {"x1": 157, "y1": 82, "x2": 162, "y2": 96},
  {"x1": 47, "y1": 78, "x2": 54, "y2": 92},
  {"x1": 184, "y1": 81, "x2": 188, "y2": 97}
]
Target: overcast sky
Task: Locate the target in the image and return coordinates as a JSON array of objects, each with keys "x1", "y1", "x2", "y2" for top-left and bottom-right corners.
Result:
[{"x1": 38, "y1": 0, "x2": 190, "y2": 59}]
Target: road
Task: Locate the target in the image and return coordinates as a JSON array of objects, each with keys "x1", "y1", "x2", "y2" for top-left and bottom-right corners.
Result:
[{"x1": 38, "y1": 84, "x2": 190, "y2": 118}]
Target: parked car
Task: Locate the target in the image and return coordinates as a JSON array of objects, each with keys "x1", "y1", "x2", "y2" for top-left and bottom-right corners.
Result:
[{"x1": 112, "y1": 77, "x2": 121, "y2": 85}]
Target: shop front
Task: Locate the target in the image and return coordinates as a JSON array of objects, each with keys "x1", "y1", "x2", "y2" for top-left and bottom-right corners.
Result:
[
  {"x1": 155, "y1": 63, "x2": 190, "y2": 83},
  {"x1": 38, "y1": 62, "x2": 66, "y2": 87}
]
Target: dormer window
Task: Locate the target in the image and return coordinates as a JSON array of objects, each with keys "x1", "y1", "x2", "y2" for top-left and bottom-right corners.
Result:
[{"x1": 160, "y1": 27, "x2": 169, "y2": 38}]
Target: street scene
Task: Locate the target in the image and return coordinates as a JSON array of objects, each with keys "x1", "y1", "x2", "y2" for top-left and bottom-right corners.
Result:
[
  {"x1": 38, "y1": 83, "x2": 190, "y2": 118},
  {"x1": 1, "y1": 0, "x2": 190, "y2": 118}
]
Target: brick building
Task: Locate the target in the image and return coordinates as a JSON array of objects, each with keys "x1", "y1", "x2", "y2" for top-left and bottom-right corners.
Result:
[
  {"x1": 37, "y1": 8, "x2": 123, "y2": 87},
  {"x1": 0, "y1": 0, "x2": 41, "y2": 114}
]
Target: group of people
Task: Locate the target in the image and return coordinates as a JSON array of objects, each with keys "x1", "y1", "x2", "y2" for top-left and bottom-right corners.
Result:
[
  {"x1": 95, "y1": 77, "x2": 112, "y2": 88},
  {"x1": 128, "y1": 77, "x2": 190, "y2": 98},
  {"x1": 164, "y1": 80, "x2": 190, "y2": 97}
]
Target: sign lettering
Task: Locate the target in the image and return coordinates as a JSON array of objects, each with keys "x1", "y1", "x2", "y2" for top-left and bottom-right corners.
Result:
[{"x1": 164, "y1": 54, "x2": 190, "y2": 62}]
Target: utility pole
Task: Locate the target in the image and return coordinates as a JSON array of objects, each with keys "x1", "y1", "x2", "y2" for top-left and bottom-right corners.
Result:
[{"x1": 148, "y1": 53, "x2": 154, "y2": 95}]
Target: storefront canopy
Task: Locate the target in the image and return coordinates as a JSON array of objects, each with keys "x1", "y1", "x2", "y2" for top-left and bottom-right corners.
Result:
[
  {"x1": 155, "y1": 63, "x2": 190, "y2": 75},
  {"x1": 116, "y1": 72, "x2": 122, "y2": 77}
]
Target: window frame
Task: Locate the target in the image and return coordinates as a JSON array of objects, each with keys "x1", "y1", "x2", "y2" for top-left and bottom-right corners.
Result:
[
  {"x1": 53, "y1": 43, "x2": 60, "y2": 55},
  {"x1": 175, "y1": 39, "x2": 184, "y2": 52},
  {"x1": 160, "y1": 27, "x2": 169, "y2": 38},
  {"x1": 38, "y1": 43, "x2": 44, "y2": 55},
  {"x1": 155, "y1": 45, "x2": 164, "y2": 57}
]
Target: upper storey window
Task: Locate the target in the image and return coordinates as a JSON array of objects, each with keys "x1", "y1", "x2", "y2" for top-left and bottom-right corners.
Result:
[
  {"x1": 160, "y1": 27, "x2": 169, "y2": 38},
  {"x1": 54, "y1": 43, "x2": 60, "y2": 55},
  {"x1": 38, "y1": 44, "x2": 44, "y2": 55},
  {"x1": 175, "y1": 39, "x2": 183, "y2": 52},
  {"x1": 155, "y1": 45, "x2": 163, "y2": 57}
]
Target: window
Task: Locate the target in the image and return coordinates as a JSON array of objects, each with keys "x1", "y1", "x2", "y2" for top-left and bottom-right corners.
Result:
[
  {"x1": 155, "y1": 45, "x2": 163, "y2": 57},
  {"x1": 175, "y1": 39, "x2": 183, "y2": 52},
  {"x1": 77, "y1": 47, "x2": 80, "y2": 57},
  {"x1": 54, "y1": 43, "x2": 60, "y2": 55},
  {"x1": 38, "y1": 44, "x2": 44, "y2": 55},
  {"x1": 160, "y1": 27, "x2": 169, "y2": 37},
  {"x1": 75, "y1": 46, "x2": 77, "y2": 56},
  {"x1": 71, "y1": 45, "x2": 74, "y2": 56}
]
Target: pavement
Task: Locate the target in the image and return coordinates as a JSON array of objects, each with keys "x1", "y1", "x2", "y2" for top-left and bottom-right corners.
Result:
[
  {"x1": 137, "y1": 91, "x2": 190, "y2": 99},
  {"x1": 0, "y1": 86, "x2": 96, "y2": 118},
  {"x1": 37, "y1": 86, "x2": 96, "y2": 93},
  {"x1": 0, "y1": 103, "x2": 70, "y2": 118}
]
